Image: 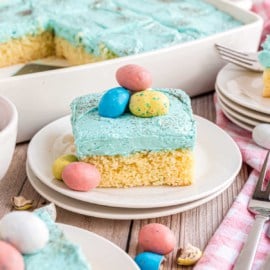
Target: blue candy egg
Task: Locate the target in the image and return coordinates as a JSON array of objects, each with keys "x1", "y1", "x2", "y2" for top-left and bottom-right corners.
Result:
[
  {"x1": 98, "y1": 87, "x2": 130, "y2": 118},
  {"x1": 134, "y1": 252, "x2": 164, "y2": 270}
]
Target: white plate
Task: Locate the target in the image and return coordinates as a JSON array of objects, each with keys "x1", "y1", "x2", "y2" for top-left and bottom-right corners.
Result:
[
  {"x1": 27, "y1": 115, "x2": 242, "y2": 209},
  {"x1": 215, "y1": 84, "x2": 270, "y2": 123},
  {"x1": 217, "y1": 99, "x2": 254, "y2": 131},
  {"x1": 216, "y1": 63, "x2": 270, "y2": 114},
  {"x1": 58, "y1": 223, "x2": 139, "y2": 269},
  {"x1": 27, "y1": 162, "x2": 235, "y2": 220},
  {"x1": 217, "y1": 93, "x2": 261, "y2": 126}
]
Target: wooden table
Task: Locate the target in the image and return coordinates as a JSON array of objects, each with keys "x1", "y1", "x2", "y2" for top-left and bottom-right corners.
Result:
[{"x1": 0, "y1": 91, "x2": 248, "y2": 269}]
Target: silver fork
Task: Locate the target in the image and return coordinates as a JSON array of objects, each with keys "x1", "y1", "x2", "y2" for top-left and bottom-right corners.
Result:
[
  {"x1": 234, "y1": 150, "x2": 270, "y2": 270},
  {"x1": 215, "y1": 44, "x2": 264, "y2": 72}
]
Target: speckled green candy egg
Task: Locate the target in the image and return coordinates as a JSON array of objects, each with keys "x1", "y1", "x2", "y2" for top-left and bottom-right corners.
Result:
[{"x1": 129, "y1": 90, "x2": 170, "y2": 117}]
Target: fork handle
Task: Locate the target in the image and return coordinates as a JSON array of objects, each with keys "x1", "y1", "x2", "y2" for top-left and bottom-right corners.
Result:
[{"x1": 234, "y1": 215, "x2": 269, "y2": 270}]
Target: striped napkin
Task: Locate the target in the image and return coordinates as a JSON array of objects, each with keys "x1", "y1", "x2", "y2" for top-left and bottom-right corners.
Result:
[
  {"x1": 194, "y1": 96, "x2": 270, "y2": 270},
  {"x1": 251, "y1": 0, "x2": 270, "y2": 44}
]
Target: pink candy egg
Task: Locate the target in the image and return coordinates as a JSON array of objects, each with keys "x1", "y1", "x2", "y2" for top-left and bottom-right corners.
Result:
[
  {"x1": 138, "y1": 223, "x2": 176, "y2": 255},
  {"x1": 0, "y1": 241, "x2": 24, "y2": 270},
  {"x1": 62, "y1": 162, "x2": 101, "y2": 191},
  {"x1": 116, "y1": 64, "x2": 152, "y2": 92}
]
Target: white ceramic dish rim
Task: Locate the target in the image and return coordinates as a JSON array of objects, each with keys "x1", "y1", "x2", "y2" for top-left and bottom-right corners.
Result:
[
  {"x1": 0, "y1": 96, "x2": 18, "y2": 136},
  {"x1": 58, "y1": 223, "x2": 139, "y2": 269},
  {"x1": 27, "y1": 162, "x2": 234, "y2": 220},
  {"x1": 27, "y1": 115, "x2": 242, "y2": 209}
]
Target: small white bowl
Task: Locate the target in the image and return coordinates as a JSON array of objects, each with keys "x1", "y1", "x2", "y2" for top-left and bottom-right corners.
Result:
[{"x1": 0, "y1": 96, "x2": 18, "y2": 180}]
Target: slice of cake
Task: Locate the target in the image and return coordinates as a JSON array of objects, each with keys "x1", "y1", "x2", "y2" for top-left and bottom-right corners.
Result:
[
  {"x1": 0, "y1": 204, "x2": 91, "y2": 270},
  {"x1": 70, "y1": 88, "x2": 196, "y2": 188},
  {"x1": 24, "y1": 206, "x2": 91, "y2": 270}
]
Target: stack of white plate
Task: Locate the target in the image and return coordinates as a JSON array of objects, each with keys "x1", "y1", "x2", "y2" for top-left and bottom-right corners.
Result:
[
  {"x1": 27, "y1": 115, "x2": 242, "y2": 220},
  {"x1": 215, "y1": 64, "x2": 270, "y2": 132}
]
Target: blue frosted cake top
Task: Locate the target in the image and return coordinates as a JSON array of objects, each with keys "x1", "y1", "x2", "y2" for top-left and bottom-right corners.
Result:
[
  {"x1": 0, "y1": 0, "x2": 242, "y2": 57},
  {"x1": 24, "y1": 208, "x2": 91, "y2": 270},
  {"x1": 259, "y1": 36, "x2": 270, "y2": 68},
  {"x1": 70, "y1": 88, "x2": 196, "y2": 158}
]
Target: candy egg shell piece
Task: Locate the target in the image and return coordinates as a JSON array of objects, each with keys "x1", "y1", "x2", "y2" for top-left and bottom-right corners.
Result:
[
  {"x1": 62, "y1": 162, "x2": 101, "y2": 191},
  {"x1": 116, "y1": 64, "x2": 152, "y2": 92},
  {"x1": 252, "y1": 124, "x2": 270, "y2": 149},
  {"x1": 129, "y1": 90, "x2": 170, "y2": 118},
  {"x1": 98, "y1": 87, "x2": 130, "y2": 118},
  {"x1": 138, "y1": 223, "x2": 176, "y2": 255},
  {"x1": 176, "y1": 244, "x2": 202, "y2": 266},
  {"x1": 134, "y1": 252, "x2": 164, "y2": 270},
  {"x1": 52, "y1": 154, "x2": 78, "y2": 180},
  {"x1": 0, "y1": 211, "x2": 49, "y2": 254},
  {"x1": 0, "y1": 241, "x2": 24, "y2": 270}
]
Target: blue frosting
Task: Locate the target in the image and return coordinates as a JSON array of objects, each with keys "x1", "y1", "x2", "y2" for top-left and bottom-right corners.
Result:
[
  {"x1": 23, "y1": 209, "x2": 91, "y2": 270},
  {"x1": 259, "y1": 36, "x2": 270, "y2": 68},
  {"x1": 70, "y1": 88, "x2": 196, "y2": 158},
  {"x1": 0, "y1": 0, "x2": 242, "y2": 57}
]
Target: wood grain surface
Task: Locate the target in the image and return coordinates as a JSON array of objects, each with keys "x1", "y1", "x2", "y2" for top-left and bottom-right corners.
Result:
[{"x1": 0, "y1": 91, "x2": 247, "y2": 269}]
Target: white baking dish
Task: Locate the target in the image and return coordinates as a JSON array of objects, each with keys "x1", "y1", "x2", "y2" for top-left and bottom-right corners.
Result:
[{"x1": 0, "y1": 0, "x2": 263, "y2": 143}]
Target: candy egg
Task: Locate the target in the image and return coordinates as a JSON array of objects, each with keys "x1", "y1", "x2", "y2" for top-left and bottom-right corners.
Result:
[
  {"x1": 62, "y1": 162, "x2": 101, "y2": 191},
  {"x1": 176, "y1": 244, "x2": 202, "y2": 266},
  {"x1": 98, "y1": 87, "x2": 130, "y2": 118},
  {"x1": 138, "y1": 223, "x2": 176, "y2": 255},
  {"x1": 0, "y1": 211, "x2": 49, "y2": 254},
  {"x1": 252, "y1": 124, "x2": 270, "y2": 149},
  {"x1": 0, "y1": 241, "x2": 24, "y2": 270},
  {"x1": 52, "y1": 154, "x2": 78, "y2": 180},
  {"x1": 134, "y1": 252, "x2": 164, "y2": 270},
  {"x1": 129, "y1": 90, "x2": 170, "y2": 118},
  {"x1": 116, "y1": 64, "x2": 152, "y2": 92}
]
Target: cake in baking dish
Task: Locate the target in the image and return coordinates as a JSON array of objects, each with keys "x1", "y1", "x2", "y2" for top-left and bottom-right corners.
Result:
[
  {"x1": 70, "y1": 88, "x2": 196, "y2": 188},
  {"x1": 0, "y1": 0, "x2": 242, "y2": 67}
]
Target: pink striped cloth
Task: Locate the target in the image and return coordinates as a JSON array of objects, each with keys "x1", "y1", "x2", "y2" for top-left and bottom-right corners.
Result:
[
  {"x1": 251, "y1": 0, "x2": 270, "y2": 44},
  {"x1": 194, "y1": 96, "x2": 270, "y2": 270}
]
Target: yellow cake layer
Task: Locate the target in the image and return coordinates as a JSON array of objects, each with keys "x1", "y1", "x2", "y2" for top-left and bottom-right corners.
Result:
[
  {"x1": 82, "y1": 149, "x2": 194, "y2": 188},
  {"x1": 54, "y1": 37, "x2": 117, "y2": 65},
  {"x1": 0, "y1": 34, "x2": 117, "y2": 67},
  {"x1": 0, "y1": 31, "x2": 54, "y2": 67},
  {"x1": 263, "y1": 69, "x2": 270, "y2": 97}
]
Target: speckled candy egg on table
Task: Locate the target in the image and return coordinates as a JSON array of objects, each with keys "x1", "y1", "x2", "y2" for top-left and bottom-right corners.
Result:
[
  {"x1": 98, "y1": 87, "x2": 130, "y2": 118},
  {"x1": 116, "y1": 64, "x2": 152, "y2": 92},
  {"x1": 0, "y1": 241, "x2": 24, "y2": 270},
  {"x1": 62, "y1": 162, "x2": 101, "y2": 191},
  {"x1": 129, "y1": 90, "x2": 170, "y2": 118},
  {"x1": 0, "y1": 211, "x2": 49, "y2": 254}
]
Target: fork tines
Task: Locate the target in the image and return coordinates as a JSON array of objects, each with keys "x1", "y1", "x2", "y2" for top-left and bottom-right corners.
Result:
[
  {"x1": 253, "y1": 150, "x2": 270, "y2": 201},
  {"x1": 215, "y1": 44, "x2": 264, "y2": 72}
]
